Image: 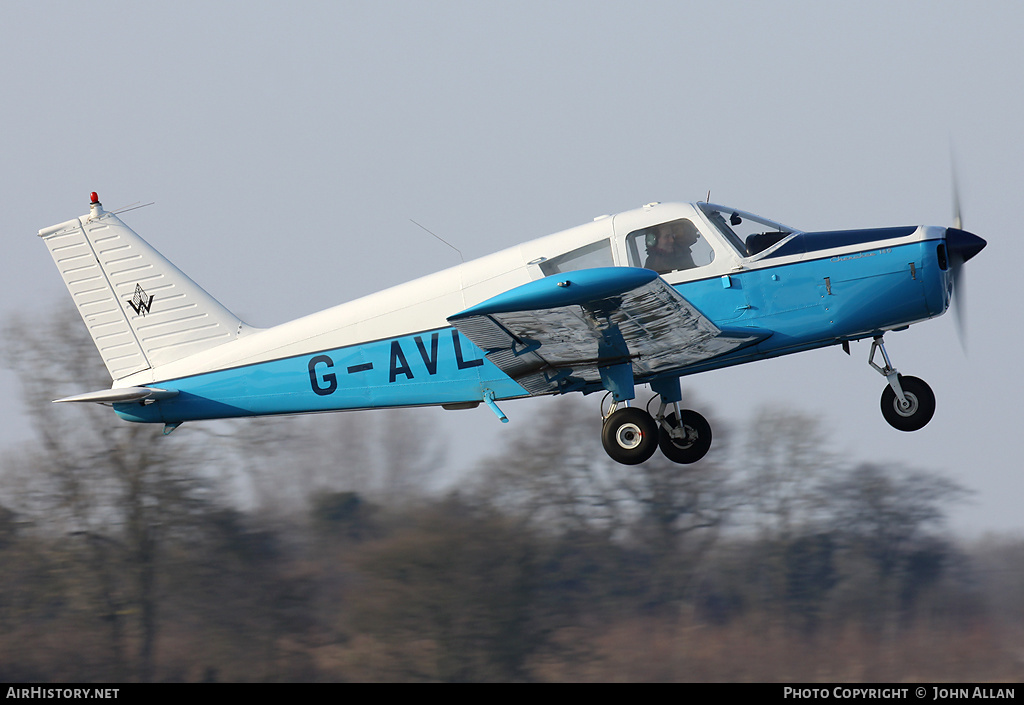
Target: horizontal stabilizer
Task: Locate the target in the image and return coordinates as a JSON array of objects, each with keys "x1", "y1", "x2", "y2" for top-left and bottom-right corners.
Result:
[{"x1": 53, "y1": 387, "x2": 179, "y2": 404}]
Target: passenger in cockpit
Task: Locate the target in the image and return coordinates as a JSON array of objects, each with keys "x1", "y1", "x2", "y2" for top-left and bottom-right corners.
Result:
[{"x1": 644, "y1": 219, "x2": 700, "y2": 273}]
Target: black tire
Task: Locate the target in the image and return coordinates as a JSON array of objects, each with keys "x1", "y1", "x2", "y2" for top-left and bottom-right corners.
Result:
[
  {"x1": 601, "y1": 407, "x2": 659, "y2": 465},
  {"x1": 658, "y1": 410, "x2": 713, "y2": 464},
  {"x1": 880, "y1": 375, "x2": 935, "y2": 432}
]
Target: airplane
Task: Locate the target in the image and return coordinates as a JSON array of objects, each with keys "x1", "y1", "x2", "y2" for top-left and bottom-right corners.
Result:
[{"x1": 38, "y1": 192, "x2": 986, "y2": 465}]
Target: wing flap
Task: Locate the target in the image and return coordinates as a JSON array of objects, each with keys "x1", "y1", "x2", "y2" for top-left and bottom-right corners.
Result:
[{"x1": 449, "y1": 267, "x2": 768, "y2": 394}]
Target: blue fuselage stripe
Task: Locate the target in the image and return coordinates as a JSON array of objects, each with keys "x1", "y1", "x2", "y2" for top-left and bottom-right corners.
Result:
[{"x1": 115, "y1": 328, "x2": 530, "y2": 423}]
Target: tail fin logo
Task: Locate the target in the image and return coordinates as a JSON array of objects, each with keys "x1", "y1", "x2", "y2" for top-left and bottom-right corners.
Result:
[{"x1": 127, "y1": 283, "x2": 155, "y2": 316}]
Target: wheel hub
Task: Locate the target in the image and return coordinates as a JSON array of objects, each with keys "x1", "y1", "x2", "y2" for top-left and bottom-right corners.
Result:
[
  {"x1": 616, "y1": 423, "x2": 644, "y2": 449},
  {"x1": 895, "y1": 392, "x2": 919, "y2": 417}
]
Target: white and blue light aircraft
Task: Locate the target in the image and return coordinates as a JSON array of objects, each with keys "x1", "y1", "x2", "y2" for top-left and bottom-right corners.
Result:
[{"x1": 39, "y1": 193, "x2": 985, "y2": 465}]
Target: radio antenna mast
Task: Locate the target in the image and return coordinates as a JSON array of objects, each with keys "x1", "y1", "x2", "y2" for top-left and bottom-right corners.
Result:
[{"x1": 410, "y1": 219, "x2": 464, "y2": 263}]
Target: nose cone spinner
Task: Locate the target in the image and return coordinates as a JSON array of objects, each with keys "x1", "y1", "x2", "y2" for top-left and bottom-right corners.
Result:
[{"x1": 945, "y1": 227, "x2": 986, "y2": 264}]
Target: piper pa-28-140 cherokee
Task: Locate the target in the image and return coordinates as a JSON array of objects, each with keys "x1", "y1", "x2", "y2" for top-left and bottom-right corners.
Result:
[{"x1": 38, "y1": 193, "x2": 985, "y2": 465}]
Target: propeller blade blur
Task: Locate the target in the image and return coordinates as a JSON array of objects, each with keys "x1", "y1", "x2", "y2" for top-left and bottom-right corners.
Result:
[{"x1": 945, "y1": 228, "x2": 986, "y2": 351}]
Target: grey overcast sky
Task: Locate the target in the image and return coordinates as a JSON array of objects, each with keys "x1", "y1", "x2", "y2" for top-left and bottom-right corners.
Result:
[{"x1": 2, "y1": 1, "x2": 1021, "y2": 534}]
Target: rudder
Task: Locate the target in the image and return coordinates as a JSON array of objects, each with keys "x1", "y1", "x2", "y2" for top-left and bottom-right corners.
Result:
[{"x1": 38, "y1": 194, "x2": 255, "y2": 382}]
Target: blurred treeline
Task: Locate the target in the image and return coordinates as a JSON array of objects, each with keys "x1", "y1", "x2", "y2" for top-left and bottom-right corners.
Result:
[{"x1": 1, "y1": 310, "x2": 1022, "y2": 682}]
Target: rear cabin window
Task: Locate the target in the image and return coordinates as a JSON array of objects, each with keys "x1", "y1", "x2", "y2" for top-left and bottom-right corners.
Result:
[
  {"x1": 538, "y1": 239, "x2": 613, "y2": 276},
  {"x1": 626, "y1": 218, "x2": 715, "y2": 274}
]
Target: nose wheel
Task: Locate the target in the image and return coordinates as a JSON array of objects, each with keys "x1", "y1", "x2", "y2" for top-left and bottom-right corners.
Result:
[
  {"x1": 868, "y1": 336, "x2": 936, "y2": 432},
  {"x1": 880, "y1": 374, "x2": 935, "y2": 432}
]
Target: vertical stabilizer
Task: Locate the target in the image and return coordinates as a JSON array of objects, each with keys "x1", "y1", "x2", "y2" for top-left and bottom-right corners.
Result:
[{"x1": 38, "y1": 194, "x2": 254, "y2": 381}]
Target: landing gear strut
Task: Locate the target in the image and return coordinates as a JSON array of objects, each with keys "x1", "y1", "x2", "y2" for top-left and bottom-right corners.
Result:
[{"x1": 868, "y1": 336, "x2": 935, "y2": 432}]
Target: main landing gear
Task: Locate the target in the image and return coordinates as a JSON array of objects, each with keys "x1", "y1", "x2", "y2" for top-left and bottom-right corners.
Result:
[
  {"x1": 600, "y1": 393, "x2": 712, "y2": 466},
  {"x1": 868, "y1": 336, "x2": 935, "y2": 432}
]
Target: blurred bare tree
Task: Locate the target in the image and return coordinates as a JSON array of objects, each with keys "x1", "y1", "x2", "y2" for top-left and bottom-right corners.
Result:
[
  {"x1": 226, "y1": 407, "x2": 446, "y2": 517},
  {"x1": 474, "y1": 394, "x2": 736, "y2": 608},
  {"x1": 823, "y1": 463, "x2": 971, "y2": 628},
  {"x1": 736, "y1": 406, "x2": 835, "y2": 540},
  {"x1": 723, "y1": 407, "x2": 838, "y2": 630},
  {"x1": 350, "y1": 496, "x2": 551, "y2": 681},
  {"x1": 2, "y1": 305, "x2": 219, "y2": 681}
]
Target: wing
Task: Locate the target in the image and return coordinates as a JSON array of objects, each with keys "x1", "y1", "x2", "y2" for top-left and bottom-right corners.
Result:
[{"x1": 448, "y1": 267, "x2": 769, "y2": 395}]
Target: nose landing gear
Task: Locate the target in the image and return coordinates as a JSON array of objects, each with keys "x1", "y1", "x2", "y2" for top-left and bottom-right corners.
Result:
[{"x1": 869, "y1": 336, "x2": 936, "y2": 432}]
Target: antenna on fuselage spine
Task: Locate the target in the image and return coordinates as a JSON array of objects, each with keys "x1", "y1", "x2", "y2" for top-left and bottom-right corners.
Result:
[{"x1": 410, "y1": 219, "x2": 464, "y2": 263}]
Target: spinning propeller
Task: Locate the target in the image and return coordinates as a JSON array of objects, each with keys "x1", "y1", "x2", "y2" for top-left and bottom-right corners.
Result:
[{"x1": 945, "y1": 167, "x2": 986, "y2": 349}]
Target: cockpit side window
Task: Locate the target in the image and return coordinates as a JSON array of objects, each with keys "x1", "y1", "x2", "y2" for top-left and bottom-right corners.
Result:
[
  {"x1": 538, "y1": 238, "x2": 613, "y2": 276},
  {"x1": 626, "y1": 218, "x2": 715, "y2": 274}
]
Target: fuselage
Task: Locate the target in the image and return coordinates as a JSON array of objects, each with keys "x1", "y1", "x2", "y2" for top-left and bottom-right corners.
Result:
[{"x1": 113, "y1": 202, "x2": 954, "y2": 425}]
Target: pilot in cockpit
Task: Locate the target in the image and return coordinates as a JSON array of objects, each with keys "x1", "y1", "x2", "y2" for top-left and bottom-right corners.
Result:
[{"x1": 644, "y1": 219, "x2": 700, "y2": 273}]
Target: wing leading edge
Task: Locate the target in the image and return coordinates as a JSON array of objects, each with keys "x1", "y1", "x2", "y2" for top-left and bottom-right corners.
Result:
[{"x1": 448, "y1": 267, "x2": 769, "y2": 395}]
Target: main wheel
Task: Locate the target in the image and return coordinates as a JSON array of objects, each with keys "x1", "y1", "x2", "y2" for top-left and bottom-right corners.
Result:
[
  {"x1": 601, "y1": 407, "x2": 659, "y2": 465},
  {"x1": 658, "y1": 410, "x2": 712, "y2": 464},
  {"x1": 880, "y1": 375, "x2": 935, "y2": 432}
]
